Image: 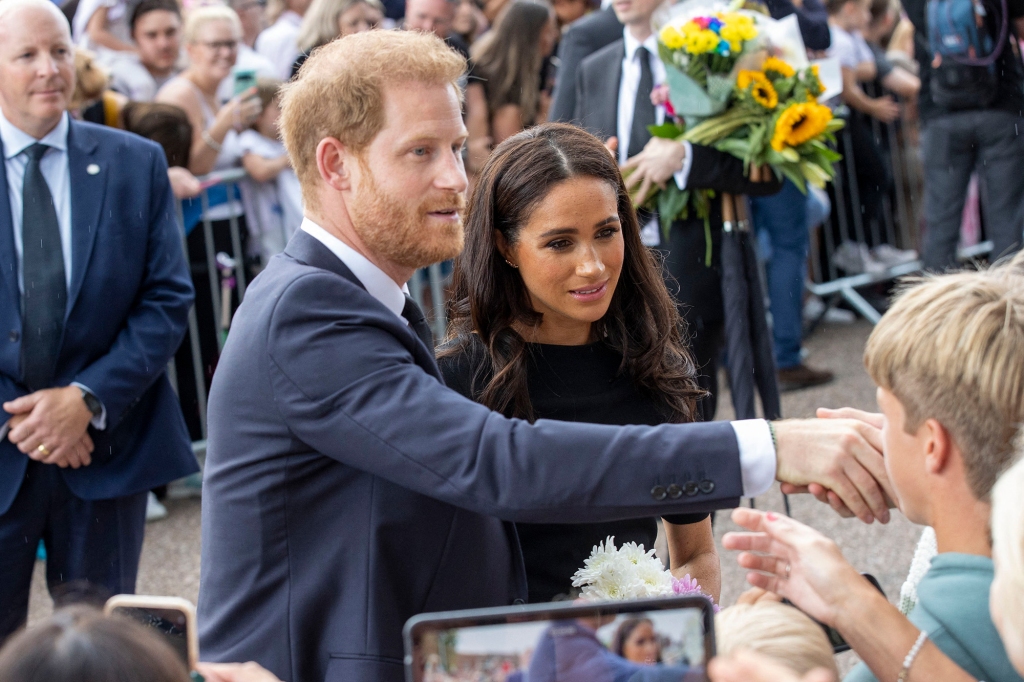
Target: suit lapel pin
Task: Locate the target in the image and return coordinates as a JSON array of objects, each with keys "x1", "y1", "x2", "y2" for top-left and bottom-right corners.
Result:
[{"x1": 87, "y1": 164, "x2": 100, "y2": 175}]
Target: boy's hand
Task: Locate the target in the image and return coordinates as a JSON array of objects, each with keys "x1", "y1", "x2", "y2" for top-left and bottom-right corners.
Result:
[{"x1": 773, "y1": 418, "x2": 894, "y2": 524}]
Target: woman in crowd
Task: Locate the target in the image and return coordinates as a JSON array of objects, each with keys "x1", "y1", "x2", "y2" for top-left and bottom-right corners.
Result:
[
  {"x1": 257, "y1": 0, "x2": 314, "y2": 78},
  {"x1": 464, "y1": 0, "x2": 559, "y2": 176},
  {"x1": 291, "y1": 0, "x2": 384, "y2": 76},
  {"x1": 438, "y1": 123, "x2": 721, "y2": 604},
  {"x1": 612, "y1": 617, "x2": 662, "y2": 665}
]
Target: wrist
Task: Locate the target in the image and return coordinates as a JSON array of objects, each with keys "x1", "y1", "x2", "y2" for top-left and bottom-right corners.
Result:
[{"x1": 834, "y1": 574, "x2": 887, "y2": 634}]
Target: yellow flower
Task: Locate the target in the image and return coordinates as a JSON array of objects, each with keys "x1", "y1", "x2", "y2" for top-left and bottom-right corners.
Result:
[
  {"x1": 685, "y1": 29, "x2": 721, "y2": 54},
  {"x1": 762, "y1": 56, "x2": 795, "y2": 79},
  {"x1": 720, "y1": 12, "x2": 757, "y2": 40},
  {"x1": 771, "y1": 102, "x2": 833, "y2": 151},
  {"x1": 660, "y1": 25, "x2": 686, "y2": 50},
  {"x1": 737, "y1": 70, "x2": 778, "y2": 109}
]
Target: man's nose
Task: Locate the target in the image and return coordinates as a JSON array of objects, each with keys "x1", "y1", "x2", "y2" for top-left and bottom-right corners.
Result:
[{"x1": 436, "y1": 146, "x2": 468, "y2": 194}]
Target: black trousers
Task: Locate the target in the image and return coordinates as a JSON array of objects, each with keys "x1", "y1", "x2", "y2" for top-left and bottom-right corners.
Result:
[{"x1": 0, "y1": 461, "x2": 147, "y2": 641}]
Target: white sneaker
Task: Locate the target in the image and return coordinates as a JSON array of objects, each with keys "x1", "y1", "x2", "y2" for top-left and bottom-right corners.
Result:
[{"x1": 146, "y1": 491, "x2": 168, "y2": 523}]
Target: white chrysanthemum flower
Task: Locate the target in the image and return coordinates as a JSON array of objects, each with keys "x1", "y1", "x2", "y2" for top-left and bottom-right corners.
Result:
[
  {"x1": 572, "y1": 536, "x2": 676, "y2": 600},
  {"x1": 899, "y1": 527, "x2": 937, "y2": 615}
]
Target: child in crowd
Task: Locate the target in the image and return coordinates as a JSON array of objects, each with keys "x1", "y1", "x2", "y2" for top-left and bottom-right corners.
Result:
[
  {"x1": 715, "y1": 601, "x2": 839, "y2": 679},
  {"x1": 238, "y1": 78, "x2": 303, "y2": 267},
  {"x1": 826, "y1": 0, "x2": 901, "y2": 121},
  {"x1": 844, "y1": 254, "x2": 1024, "y2": 682}
]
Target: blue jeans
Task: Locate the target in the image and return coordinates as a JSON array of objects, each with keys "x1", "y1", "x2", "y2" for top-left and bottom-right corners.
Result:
[{"x1": 751, "y1": 180, "x2": 809, "y2": 370}]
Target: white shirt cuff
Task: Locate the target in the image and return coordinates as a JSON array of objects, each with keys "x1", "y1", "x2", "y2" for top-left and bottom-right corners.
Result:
[
  {"x1": 72, "y1": 382, "x2": 107, "y2": 430},
  {"x1": 731, "y1": 419, "x2": 776, "y2": 498},
  {"x1": 672, "y1": 141, "x2": 694, "y2": 191}
]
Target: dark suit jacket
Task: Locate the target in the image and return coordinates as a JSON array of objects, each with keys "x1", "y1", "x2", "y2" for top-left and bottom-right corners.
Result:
[
  {"x1": 198, "y1": 229, "x2": 744, "y2": 682},
  {"x1": 0, "y1": 120, "x2": 197, "y2": 514},
  {"x1": 573, "y1": 40, "x2": 782, "y2": 322},
  {"x1": 549, "y1": 6, "x2": 624, "y2": 123}
]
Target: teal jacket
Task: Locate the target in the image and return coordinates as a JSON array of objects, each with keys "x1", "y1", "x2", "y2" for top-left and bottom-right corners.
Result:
[{"x1": 845, "y1": 553, "x2": 1022, "y2": 682}]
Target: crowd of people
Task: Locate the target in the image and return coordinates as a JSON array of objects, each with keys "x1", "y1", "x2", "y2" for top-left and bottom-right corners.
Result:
[{"x1": 1, "y1": 0, "x2": 1023, "y2": 679}]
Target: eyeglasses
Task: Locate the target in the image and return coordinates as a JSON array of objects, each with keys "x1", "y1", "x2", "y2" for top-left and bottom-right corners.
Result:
[{"x1": 198, "y1": 39, "x2": 239, "y2": 52}]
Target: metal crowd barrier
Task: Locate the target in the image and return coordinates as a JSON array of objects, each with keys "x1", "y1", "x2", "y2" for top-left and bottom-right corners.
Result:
[{"x1": 805, "y1": 90, "x2": 993, "y2": 328}]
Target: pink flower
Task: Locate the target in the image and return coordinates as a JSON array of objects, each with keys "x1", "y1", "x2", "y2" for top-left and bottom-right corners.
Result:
[{"x1": 671, "y1": 574, "x2": 721, "y2": 612}]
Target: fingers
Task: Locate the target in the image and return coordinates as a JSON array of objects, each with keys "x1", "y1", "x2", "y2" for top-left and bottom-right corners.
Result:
[
  {"x1": 780, "y1": 483, "x2": 810, "y2": 495},
  {"x1": 816, "y1": 407, "x2": 884, "y2": 429},
  {"x1": 721, "y1": 531, "x2": 773, "y2": 553},
  {"x1": 637, "y1": 176, "x2": 653, "y2": 205},
  {"x1": 81, "y1": 432, "x2": 94, "y2": 454},
  {"x1": 3, "y1": 391, "x2": 43, "y2": 415},
  {"x1": 604, "y1": 136, "x2": 618, "y2": 157}
]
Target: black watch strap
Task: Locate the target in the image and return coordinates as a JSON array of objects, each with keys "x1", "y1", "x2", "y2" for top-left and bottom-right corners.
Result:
[{"x1": 79, "y1": 387, "x2": 103, "y2": 417}]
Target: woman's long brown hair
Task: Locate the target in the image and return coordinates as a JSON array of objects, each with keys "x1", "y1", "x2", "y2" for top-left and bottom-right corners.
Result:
[{"x1": 441, "y1": 123, "x2": 703, "y2": 422}]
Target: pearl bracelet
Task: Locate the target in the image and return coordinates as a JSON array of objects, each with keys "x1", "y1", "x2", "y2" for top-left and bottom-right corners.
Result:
[
  {"x1": 202, "y1": 130, "x2": 223, "y2": 153},
  {"x1": 897, "y1": 630, "x2": 928, "y2": 682}
]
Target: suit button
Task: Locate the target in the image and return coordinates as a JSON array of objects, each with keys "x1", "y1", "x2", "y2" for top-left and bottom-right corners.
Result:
[
  {"x1": 667, "y1": 484, "x2": 682, "y2": 499},
  {"x1": 684, "y1": 481, "x2": 699, "y2": 496},
  {"x1": 699, "y1": 479, "x2": 715, "y2": 494},
  {"x1": 9, "y1": 330, "x2": 19, "y2": 342},
  {"x1": 651, "y1": 485, "x2": 667, "y2": 501}
]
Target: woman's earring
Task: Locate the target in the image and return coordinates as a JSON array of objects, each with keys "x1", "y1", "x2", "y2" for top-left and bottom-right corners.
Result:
[{"x1": 504, "y1": 259, "x2": 519, "y2": 269}]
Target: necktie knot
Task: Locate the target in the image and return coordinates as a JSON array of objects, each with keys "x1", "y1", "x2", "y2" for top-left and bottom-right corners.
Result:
[{"x1": 25, "y1": 143, "x2": 50, "y2": 164}]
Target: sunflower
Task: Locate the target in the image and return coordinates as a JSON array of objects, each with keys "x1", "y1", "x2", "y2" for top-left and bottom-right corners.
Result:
[
  {"x1": 771, "y1": 102, "x2": 833, "y2": 151},
  {"x1": 737, "y1": 70, "x2": 778, "y2": 109},
  {"x1": 762, "y1": 56, "x2": 795, "y2": 79}
]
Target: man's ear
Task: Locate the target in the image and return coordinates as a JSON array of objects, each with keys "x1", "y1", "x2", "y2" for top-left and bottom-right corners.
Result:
[
  {"x1": 922, "y1": 418, "x2": 953, "y2": 474},
  {"x1": 316, "y1": 137, "x2": 353, "y2": 193}
]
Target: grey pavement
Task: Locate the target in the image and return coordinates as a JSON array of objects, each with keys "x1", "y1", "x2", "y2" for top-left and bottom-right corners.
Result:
[{"x1": 27, "y1": 319, "x2": 922, "y2": 673}]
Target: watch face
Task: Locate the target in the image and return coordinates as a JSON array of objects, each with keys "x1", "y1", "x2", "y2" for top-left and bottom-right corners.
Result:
[{"x1": 81, "y1": 390, "x2": 102, "y2": 417}]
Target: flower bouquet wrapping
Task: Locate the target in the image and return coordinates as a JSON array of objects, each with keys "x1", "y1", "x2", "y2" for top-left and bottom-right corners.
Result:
[
  {"x1": 571, "y1": 536, "x2": 719, "y2": 610},
  {"x1": 623, "y1": 0, "x2": 844, "y2": 255}
]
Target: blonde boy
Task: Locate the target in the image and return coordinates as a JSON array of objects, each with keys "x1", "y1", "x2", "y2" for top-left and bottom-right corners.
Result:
[{"x1": 844, "y1": 253, "x2": 1024, "y2": 682}]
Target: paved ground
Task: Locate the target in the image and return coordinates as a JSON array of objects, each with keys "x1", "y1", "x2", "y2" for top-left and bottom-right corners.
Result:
[{"x1": 27, "y1": 319, "x2": 923, "y2": 673}]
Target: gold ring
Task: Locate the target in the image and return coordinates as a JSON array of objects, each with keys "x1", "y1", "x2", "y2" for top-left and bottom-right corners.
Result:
[
  {"x1": 37, "y1": 444, "x2": 50, "y2": 456},
  {"x1": 784, "y1": 563, "x2": 792, "y2": 579}
]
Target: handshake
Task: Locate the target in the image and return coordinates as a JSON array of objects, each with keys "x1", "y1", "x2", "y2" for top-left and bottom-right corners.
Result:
[{"x1": 771, "y1": 407, "x2": 893, "y2": 525}]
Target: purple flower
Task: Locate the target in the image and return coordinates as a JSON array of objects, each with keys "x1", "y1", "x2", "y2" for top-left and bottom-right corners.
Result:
[{"x1": 671, "y1": 574, "x2": 721, "y2": 613}]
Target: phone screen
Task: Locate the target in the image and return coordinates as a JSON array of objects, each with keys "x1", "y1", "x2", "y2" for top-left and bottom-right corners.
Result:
[
  {"x1": 111, "y1": 606, "x2": 191, "y2": 665},
  {"x1": 409, "y1": 602, "x2": 711, "y2": 682}
]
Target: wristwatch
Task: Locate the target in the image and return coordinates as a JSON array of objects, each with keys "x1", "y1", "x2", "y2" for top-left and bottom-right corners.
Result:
[{"x1": 79, "y1": 387, "x2": 103, "y2": 418}]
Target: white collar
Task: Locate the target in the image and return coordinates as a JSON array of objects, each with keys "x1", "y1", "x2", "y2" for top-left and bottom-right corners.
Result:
[
  {"x1": 300, "y1": 218, "x2": 408, "y2": 321},
  {"x1": 622, "y1": 28, "x2": 660, "y2": 62},
  {"x1": 0, "y1": 110, "x2": 69, "y2": 159}
]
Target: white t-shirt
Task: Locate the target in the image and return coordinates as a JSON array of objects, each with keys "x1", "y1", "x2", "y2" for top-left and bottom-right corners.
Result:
[
  {"x1": 254, "y1": 11, "x2": 303, "y2": 81},
  {"x1": 73, "y1": 0, "x2": 133, "y2": 65},
  {"x1": 827, "y1": 24, "x2": 874, "y2": 70},
  {"x1": 238, "y1": 129, "x2": 303, "y2": 261},
  {"x1": 108, "y1": 53, "x2": 177, "y2": 102}
]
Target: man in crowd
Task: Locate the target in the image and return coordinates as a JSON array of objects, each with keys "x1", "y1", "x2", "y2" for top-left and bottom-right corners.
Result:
[
  {"x1": 108, "y1": 0, "x2": 182, "y2": 102},
  {"x1": 0, "y1": 0, "x2": 197, "y2": 640},
  {"x1": 549, "y1": 4, "x2": 623, "y2": 123},
  {"x1": 199, "y1": 29, "x2": 895, "y2": 682},
  {"x1": 403, "y1": 0, "x2": 470, "y2": 57},
  {"x1": 572, "y1": 0, "x2": 782, "y2": 419},
  {"x1": 902, "y1": 0, "x2": 1024, "y2": 268}
]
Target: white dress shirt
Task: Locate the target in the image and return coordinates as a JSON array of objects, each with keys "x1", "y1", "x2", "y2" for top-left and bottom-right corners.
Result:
[
  {"x1": 301, "y1": 219, "x2": 776, "y2": 497},
  {"x1": 617, "y1": 29, "x2": 694, "y2": 186},
  {"x1": 255, "y1": 11, "x2": 303, "y2": 81},
  {"x1": 0, "y1": 110, "x2": 106, "y2": 428},
  {"x1": 300, "y1": 218, "x2": 408, "y2": 324}
]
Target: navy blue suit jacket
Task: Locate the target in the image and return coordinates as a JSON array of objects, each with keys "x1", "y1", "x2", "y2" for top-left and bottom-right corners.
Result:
[
  {"x1": 198, "y1": 229, "x2": 743, "y2": 682},
  {"x1": 0, "y1": 120, "x2": 198, "y2": 515}
]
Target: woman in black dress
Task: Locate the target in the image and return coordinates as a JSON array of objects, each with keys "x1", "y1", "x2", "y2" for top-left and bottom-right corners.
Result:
[{"x1": 437, "y1": 123, "x2": 721, "y2": 604}]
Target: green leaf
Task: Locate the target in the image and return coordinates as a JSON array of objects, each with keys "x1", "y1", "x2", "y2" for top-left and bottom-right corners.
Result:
[
  {"x1": 777, "y1": 163, "x2": 808, "y2": 193},
  {"x1": 647, "y1": 121, "x2": 685, "y2": 139}
]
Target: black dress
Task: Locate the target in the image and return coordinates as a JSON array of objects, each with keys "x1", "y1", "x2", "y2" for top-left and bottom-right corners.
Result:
[{"x1": 438, "y1": 336, "x2": 708, "y2": 603}]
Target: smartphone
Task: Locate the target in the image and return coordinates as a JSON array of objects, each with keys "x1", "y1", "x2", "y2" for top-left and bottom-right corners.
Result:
[
  {"x1": 405, "y1": 595, "x2": 716, "y2": 682},
  {"x1": 105, "y1": 594, "x2": 199, "y2": 670},
  {"x1": 233, "y1": 68, "x2": 258, "y2": 97}
]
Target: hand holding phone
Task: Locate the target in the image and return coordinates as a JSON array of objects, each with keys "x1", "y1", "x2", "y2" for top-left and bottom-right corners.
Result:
[{"x1": 105, "y1": 595, "x2": 199, "y2": 670}]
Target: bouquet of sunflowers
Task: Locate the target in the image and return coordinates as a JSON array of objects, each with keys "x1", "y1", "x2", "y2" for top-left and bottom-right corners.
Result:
[{"x1": 626, "y1": 0, "x2": 844, "y2": 248}]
